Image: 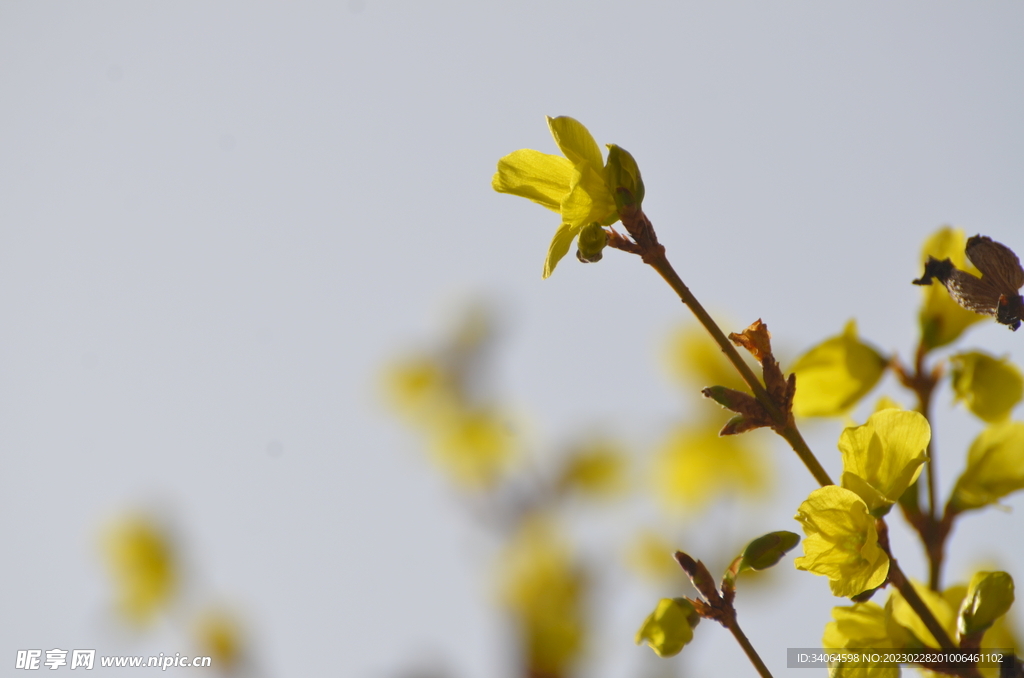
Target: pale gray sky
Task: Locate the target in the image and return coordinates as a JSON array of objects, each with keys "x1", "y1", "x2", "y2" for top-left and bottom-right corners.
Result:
[{"x1": 2, "y1": 3, "x2": 1023, "y2": 677}]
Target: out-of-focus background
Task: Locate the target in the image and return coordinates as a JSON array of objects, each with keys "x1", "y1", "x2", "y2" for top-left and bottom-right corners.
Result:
[{"x1": 2, "y1": 2, "x2": 1023, "y2": 676}]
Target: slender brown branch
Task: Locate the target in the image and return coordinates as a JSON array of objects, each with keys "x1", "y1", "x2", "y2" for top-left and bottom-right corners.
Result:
[
  {"x1": 915, "y1": 342, "x2": 938, "y2": 528},
  {"x1": 609, "y1": 206, "x2": 832, "y2": 486},
  {"x1": 675, "y1": 552, "x2": 774, "y2": 678},
  {"x1": 894, "y1": 342, "x2": 950, "y2": 591},
  {"x1": 876, "y1": 520, "x2": 984, "y2": 678},
  {"x1": 722, "y1": 615, "x2": 774, "y2": 678}
]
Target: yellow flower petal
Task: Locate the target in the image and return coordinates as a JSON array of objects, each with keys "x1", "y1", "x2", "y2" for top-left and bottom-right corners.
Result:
[
  {"x1": 560, "y1": 167, "x2": 597, "y2": 228},
  {"x1": 839, "y1": 410, "x2": 930, "y2": 514},
  {"x1": 951, "y1": 420, "x2": 1024, "y2": 511},
  {"x1": 950, "y1": 351, "x2": 1024, "y2": 423},
  {"x1": 791, "y1": 320, "x2": 888, "y2": 417},
  {"x1": 918, "y1": 227, "x2": 984, "y2": 349},
  {"x1": 823, "y1": 601, "x2": 906, "y2": 678},
  {"x1": 794, "y1": 486, "x2": 889, "y2": 598},
  {"x1": 635, "y1": 598, "x2": 699, "y2": 658},
  {"x1": 547, "y1": 116, "x2": 604, "y2": 172},
  {"x1": 890, "y1": 580, "x2": 962, "y2": 648},
  {"x1": 492, "y1": 149, "x2": 574, "y2": 212},
  {"x1": 543, "y1": 222, "x2": 581, "y2": 279}
]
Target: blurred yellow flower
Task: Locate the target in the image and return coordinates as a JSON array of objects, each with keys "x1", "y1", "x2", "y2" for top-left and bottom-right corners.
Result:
[
  {"x1": 664, "y1": 323, "x2": 750, "y2": 394},
  {"x1": 872, "y1": 396, "x2": 904, "y2": 413},
  {"x1": 428, "y1": 407, "x2": 517, "y2": 489},
  {"x1": 195, "y1": 609, "x2": 244, "y2": 672},
  {"x1": 790, "y1": 320, "x2": 888, "y2": 417},
  {"x1": 626, "y1": 531, "x2": 684, "y2": 582},
  {"x1": 951, "y1": 420, "x2": 1024, "y2": 511},
  {"x1": 838, "y1": 410, "x2": 930, "y2": 515},
  {"x1": 102, "y1": 516, "x2": 177, "y2": 624},
  {"x1": 918, "y1": 227, "x2": 984, "y2": 350},
  {"x1": 822, "y1": 600, "x2": 908, "y2": 678},
  {"x1": 652, "y1": 424, "x2": 767, "y2": 510},
  {"x1": 383, "y1": 355, "x2": 453, "y2": 424},
  {"x1": 493, "y1": 116, "x2": 619, "y2": 278},
  {"x1": 794, "y1": 486, "x2": 889, "y2": 598},
  {"x1": 382, "y1": 307, "x2": 520, "y2": 489},
  {"x1": 558, "y1": 438, "x2": 629, "y2": 499},
  {"x1": 635, "y1": 598, "x2": 699, "y2": 658},
  {"x1": 498, "y1": 517, "x2": 586, "y2": 676},
  {"x1": 950, "y1": 351, "x2": 1023, "y2": 423}
]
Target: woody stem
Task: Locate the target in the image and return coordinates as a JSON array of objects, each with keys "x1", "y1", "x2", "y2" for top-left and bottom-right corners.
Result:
[{"x1": 643, "y1": 246, "x2": 833, "y2": 488}]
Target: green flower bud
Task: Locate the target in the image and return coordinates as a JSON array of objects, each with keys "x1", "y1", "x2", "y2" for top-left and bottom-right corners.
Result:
[
  {"x1": 959, "y1": 571, "x2": 1015, "y2": 636},
  {"x1": 605, "y1": 144, "x2": 645, "y2": 212},
  {"x1": 635, "y1": 598, "x2": 700, "y2": 658},
  {"x1": 576, "y1": 222, "x2": 608, "y2": 263},
  {"x1": 739, "y1": 531, "x2": 801, "y2": 572}
]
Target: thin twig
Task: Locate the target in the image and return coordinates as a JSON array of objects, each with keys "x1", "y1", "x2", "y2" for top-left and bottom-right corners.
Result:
[{"x1": 608, "y1": 208, "x2": 833, "y2": 487}]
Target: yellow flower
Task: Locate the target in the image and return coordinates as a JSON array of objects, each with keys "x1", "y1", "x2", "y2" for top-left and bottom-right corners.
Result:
[
  {"x1": 102, "y1": 516, "x2": 177, "y2": 624},
  {"x1": 626, "y1": 531, "x2": 684, "y2": 582},
  {"x1": 950, "y1": 352, "x2": 1023, "y2": 423},
  {"x1": 890, "y1": 580, "x2": 963, "y2": 648},
  {"x1": 838, "y1": 410, "x2": 930, "y2": 515},
  {"x1": 493, "y1": 116, "x2": 619, "y2": 278},
  {"x1": 498, "y1": 517, "x2": 587, "y2": 676},
  {"x1": 664, "y1": 322, "x2": 751, "y2": 394},
  {"x1": 790, "y1": 320, "x2": 888, "y2": 417},
  {"x1": 918, "y1": 227, "x2": 984, "y2": 349},
  {"x1": 558, "y1": 438, "x2": 629, "y2": 499},
  {"x1": 635, "y1": 598, "x2": 700, "y2": 658},
  {"x1": 195, "y1": 609, "x2": 244, "y2": 671},
  {"x1": 382, "y1": 355, "x2": 452, "y2": 425},
  {"x1": 428, "y1": 407, "x2": 517, "y2": 489},
  {"x1": 652, "y1": 424, "x2": 767, "y2": 510},
  {"x1": 381, "y1": 306, "x2": 520, "y2": 489},
  {"x1": 822, "y1": 600, "x2": 908, "y2": 678},
  {"x1": 794, "y1": 486, "x2": 889, "y2": 598},
  {"x1": 951, "y1": 420, "x2": 1024, "y2": 511}
]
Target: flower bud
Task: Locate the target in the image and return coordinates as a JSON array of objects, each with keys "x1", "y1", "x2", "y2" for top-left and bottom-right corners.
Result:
[
  {"x1": 576, "y1": 222, "x2": 608, "y2": 263},
  {"x1": 959, "y1": 571, "x2": 1015, "y2": 636},
  {"x1": 604, "y1": 144, "x2": 645, "y2": 212}
]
